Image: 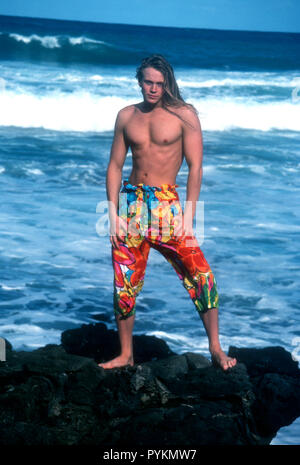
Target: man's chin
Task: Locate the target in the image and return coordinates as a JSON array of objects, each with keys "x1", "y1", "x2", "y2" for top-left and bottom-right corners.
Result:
[{"x1": 145, "y1": 98, "x2": 161, "y2": 106}]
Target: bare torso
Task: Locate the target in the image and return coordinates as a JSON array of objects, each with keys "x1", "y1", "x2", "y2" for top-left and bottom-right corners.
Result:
[{"x1": 123, "y1": 103, "x2": 184, "y2": 186}]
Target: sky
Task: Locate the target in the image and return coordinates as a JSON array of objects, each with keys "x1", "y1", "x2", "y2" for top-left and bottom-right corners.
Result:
[{"x1": 0, "y1": 0, "x2": 299, "y2": 33}]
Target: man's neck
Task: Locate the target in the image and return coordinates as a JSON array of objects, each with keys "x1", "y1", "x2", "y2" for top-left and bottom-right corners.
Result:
[{"x1": 139, "y1": 100, "x2": 163, "y2": 113}]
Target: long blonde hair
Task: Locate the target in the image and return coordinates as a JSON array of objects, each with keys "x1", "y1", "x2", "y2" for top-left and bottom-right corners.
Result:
[{"x1": 136, "y1": 54, "x2": 198, "y2": 127}]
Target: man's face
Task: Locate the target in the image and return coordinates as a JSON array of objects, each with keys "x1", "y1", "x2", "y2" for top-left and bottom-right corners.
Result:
[{"x1": 139, "y1": 67, "x2": 165, "y2": 106}]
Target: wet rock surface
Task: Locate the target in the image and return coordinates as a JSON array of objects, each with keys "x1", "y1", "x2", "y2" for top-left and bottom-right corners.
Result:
[{"x1": 0, "y1": 323, "x2": 299, "y2": 445}]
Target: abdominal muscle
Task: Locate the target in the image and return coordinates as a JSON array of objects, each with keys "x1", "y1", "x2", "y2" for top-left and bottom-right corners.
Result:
[{"x1": 128, "y1": 146, "x2": 183, "y2": 187}]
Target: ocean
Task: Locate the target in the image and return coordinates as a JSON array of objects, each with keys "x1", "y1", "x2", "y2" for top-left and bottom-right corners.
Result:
[{"x1": 0, "y1": 14, "x2": 299, "y2": 445}]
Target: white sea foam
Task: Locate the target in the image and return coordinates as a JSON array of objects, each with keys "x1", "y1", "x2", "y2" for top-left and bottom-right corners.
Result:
[
  {"x1": 0, "y1": 166, "x2": 5, "y2": 174},
  {"x1": 68, "y1": 36, "x2": 106, "y2": 46},
  {"x1": 33, "y1": 260, "x2": 74, "y2": 269},
  {"x1": 194, "y1": 97, "x2": 300, "y2": 131},
  {"x1": 255, "y1": 222, "x2": 300, "y2": 232},
  {"x1": 203, "y1": 165, "x2": 216, "y2": 174},
  {"x1": 249, "y1": 165, "x2": 266, "y2": 175},
  {"x1": 147, "y1": 330, "x2": 210, "y2": 353},
  {"x1": 25, "y1": 168, "x2": 44, "y2": 176},
  {"x1": 255, "y1": 295, "x2": 285, "y2": 311},
  {"x1": 147, "y1": 330, "x2": 268, "y2": 354},
  {"x1": 8, "y1": 32, "x2": 110, "y2": 49},
  {"x1": 148, "y1": 331, "x2": 193, "y2": 344},
  {"x1": 1, "y1": 284, "x2": 24, "y2": 291},
  {"x1": 258, "y1": 316, "x2": 271, "y2": 322},
  {"x1": 0, "y1": 89, "x2": 134, "y2": 132},
  {"x1": 90, "y1": 75, "x2": 104, "y2": 81},
  {"x1": 219, "y1": 164, "x2": 266, "y2": 174},
  {"x1": 9, "y1": 33, "x2": 60, "y2": 49},
  {"x1": 283, "y1": 167, "x2": 299, "y2": 173},
  {"x1": 0, "y1": 323, "x2": 62, "y2": 350},
  {"x1": 0, "y1": 89, "x2": 299, "y2": 132},
  {"x1": 52, "y1": 71, "x2": 298, "y2": 90},
  {"x1": 48, "y1": 70, "x2": 300, "y2": 92},
  {"x1": 1, "y1": 323, "x2": 45, "y2": 333},
  {"x1": 177, "y1": 75, "x2": 300, "y2": 89},
  {"x1": 114, "y1": 76, "x2": 136, "y2": 83}
]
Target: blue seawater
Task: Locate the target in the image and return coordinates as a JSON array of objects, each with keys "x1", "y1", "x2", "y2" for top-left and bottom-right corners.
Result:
[{"x1": 0, "y1": 14, "x2": 299, "y2": 445}]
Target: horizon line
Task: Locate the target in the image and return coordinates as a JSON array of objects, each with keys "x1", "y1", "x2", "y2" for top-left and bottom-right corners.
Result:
[{"x1": 0, "y1": 13, "x2": 299, "y2": 36}]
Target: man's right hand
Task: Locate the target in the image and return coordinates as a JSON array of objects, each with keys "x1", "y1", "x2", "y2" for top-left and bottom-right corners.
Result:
[{"x1": 110, "y1": 215, "x2": 128, "y2": 249}]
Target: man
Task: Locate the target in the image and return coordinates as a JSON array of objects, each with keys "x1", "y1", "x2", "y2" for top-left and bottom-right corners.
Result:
[{"x1": 99, "y1": 54, "x2": 236, "y2": 371}]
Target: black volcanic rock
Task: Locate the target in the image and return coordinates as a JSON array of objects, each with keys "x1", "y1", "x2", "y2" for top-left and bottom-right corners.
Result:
[
  {"x1": 61, "y1": 322, "x2": 175, "y2": 363},
  {"x1": 0, "y1": 323, "x2": 299, "y2": 446},
  {"x1": 228, "y1": 345, "x2": 300, "y2": 437}
]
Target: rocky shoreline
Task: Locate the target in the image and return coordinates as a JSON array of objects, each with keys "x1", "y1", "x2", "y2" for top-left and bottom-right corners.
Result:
[{"x1": 0, "y1": 322, "x2": 299, "y2": 446}]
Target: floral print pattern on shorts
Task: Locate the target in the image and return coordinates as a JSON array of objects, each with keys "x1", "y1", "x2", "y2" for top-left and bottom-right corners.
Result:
[{"x1": 112, "y1": 180, "x2": 219, "y2": 319}]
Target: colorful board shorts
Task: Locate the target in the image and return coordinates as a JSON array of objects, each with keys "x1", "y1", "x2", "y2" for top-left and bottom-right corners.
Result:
[{"x1": 112, "y1": 179, "x2": 219, "y2": 319}]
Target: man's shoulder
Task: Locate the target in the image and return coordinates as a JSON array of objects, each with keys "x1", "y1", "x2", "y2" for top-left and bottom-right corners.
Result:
[
  {"x1": 115, "y1": 104, "x2": 137, "y2": 127},
  {"x1": 175, "y1": 104, "x2": 198, "y2": 119},
  {"x1": 118, "y1": 104, "x2": 137, "y2": 118},
  {"x1": 173, "y1": 104, "x2": 201, "y2": 130}
]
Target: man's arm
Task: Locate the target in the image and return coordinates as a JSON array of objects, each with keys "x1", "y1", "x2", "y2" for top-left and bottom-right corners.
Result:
[
  {"x1": 106, "y1": 108, "x2": 130, "y2": 247},
  {"x1": 181, "y1": 107, "x2": 203, "y2": 234}
]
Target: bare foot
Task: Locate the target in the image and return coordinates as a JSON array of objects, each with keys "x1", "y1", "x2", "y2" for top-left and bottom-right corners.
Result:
[
  {"x1": 98, "y1": 355, "x2": 134, "y2": 370},
  {"x1": 210, "y1": 348, "x2": 237, "y2": 371}
]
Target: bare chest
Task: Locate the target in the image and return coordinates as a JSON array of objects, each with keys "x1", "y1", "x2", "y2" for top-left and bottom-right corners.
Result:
[{"x1": 124, "y1": 112, "x2": 182, "y2": 148}]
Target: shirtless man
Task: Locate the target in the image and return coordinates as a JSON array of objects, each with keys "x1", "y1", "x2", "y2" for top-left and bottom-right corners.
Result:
[{"x1": 99, "y1": 54, "x2": 236, "y2": 371}]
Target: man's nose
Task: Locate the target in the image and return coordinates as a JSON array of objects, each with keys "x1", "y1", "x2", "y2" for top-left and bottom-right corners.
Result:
[{"x1": 150, "y1": 84, "x2": 157, "y2": 92}]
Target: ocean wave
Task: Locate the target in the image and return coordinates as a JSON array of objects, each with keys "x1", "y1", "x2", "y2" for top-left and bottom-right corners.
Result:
[
  {"x1": 0, "y1": 89, "x2": 299, "y2": 132},
  {"x1": 11, "y1": 67, "x2": 296, "y2": 91},
  {"x1": 9, "y1": 33, "x2": 60, "y2": 49},
  {"x1": 0, "y1": 284, "x2": 24, "y2": 291},
  {"x1": 8, "y1": 32, "x2": 110, "y2": 49},
  {"x1": 0, "y1": 31, "x2": 140, "y2": 65},
  {"x1": 177, "y1": 75, "x2": 300, "y2": 89},
  {"x1": 218, "y1": 164, "x2": 266, "y2": 174},
  {"x1": 0, "y1": 322, "x2": 63, "y2": 350},
  {"x1": 195, "y1": 97, "x2": 300, "y2": 131},
  {"x1": 1, "y1": 15, "x2": 299, "y2": 72},
  {"x1": 24, "y1": 168, "x2": 44, "y2": 176},
  {"x1": 68, "y1": 36, "x2": 107, "y2": 46},
  {"x1": 0, "y1": 89, "x2": 135, "y2": 131}
]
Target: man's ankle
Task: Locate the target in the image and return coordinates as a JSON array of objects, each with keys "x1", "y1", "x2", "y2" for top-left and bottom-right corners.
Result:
[
  {"x1": 209, "y1": 342, "x2": 222, "y2": 353},
  {"x1": 120, "y1": 352, "x2": 133, "y2": 360}
]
